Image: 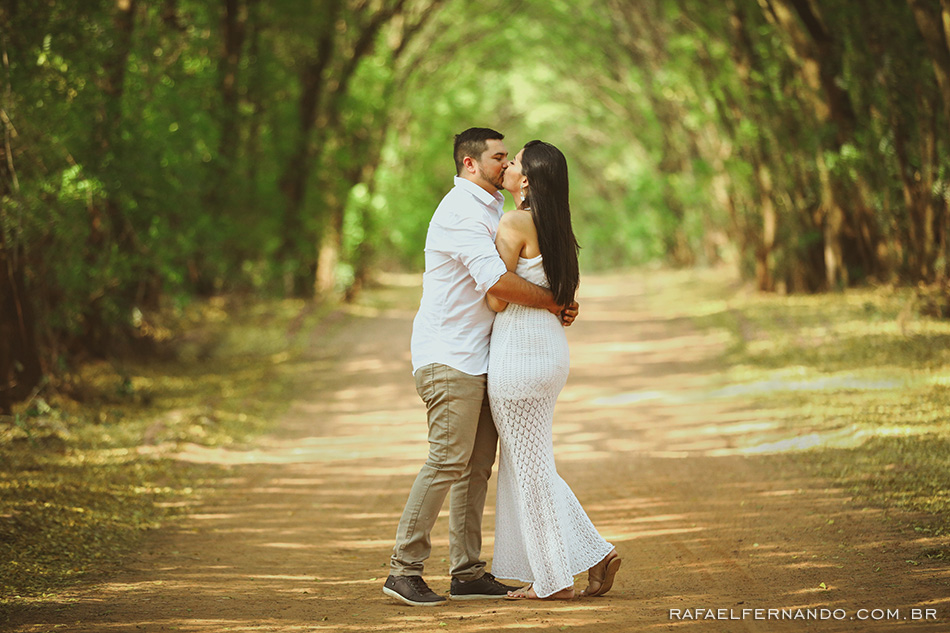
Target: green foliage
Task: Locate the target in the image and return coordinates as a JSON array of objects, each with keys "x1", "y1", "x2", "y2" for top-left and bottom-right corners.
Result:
[{"x1": 3, "y1": 0, "x2": 950, "y2": 408}]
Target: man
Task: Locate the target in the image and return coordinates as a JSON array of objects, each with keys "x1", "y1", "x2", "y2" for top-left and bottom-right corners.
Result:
[{"x1": 383, "y1": 128, "x2": 578, "y2": 606}]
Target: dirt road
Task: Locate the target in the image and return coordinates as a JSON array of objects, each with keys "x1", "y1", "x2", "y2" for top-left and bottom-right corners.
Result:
[{"x1": 7, "y1": 273, "x2": 948, "y2": 632}]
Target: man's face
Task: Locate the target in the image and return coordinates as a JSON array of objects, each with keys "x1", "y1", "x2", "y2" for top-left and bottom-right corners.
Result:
[{"x1": 472, "y1": 139, "x2": 508, "y2": 192}]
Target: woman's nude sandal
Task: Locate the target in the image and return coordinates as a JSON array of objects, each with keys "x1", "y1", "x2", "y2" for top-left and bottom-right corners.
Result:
[
  {"x1": 580, "y1": 549, "x2": 622, "y2": 597},
  {"x1": 506, "y1": 585, "x2": 576, "y2": 600}
]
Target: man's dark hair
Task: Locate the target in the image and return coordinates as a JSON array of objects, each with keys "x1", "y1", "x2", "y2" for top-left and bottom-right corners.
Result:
[{"x1": 453, "y1": 127, "x2": 504, "y2": 174}]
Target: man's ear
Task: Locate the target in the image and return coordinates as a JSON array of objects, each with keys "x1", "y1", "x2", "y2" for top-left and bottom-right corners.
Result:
[{"x1": 462, "y1": 156, "x2": 478, "y2": 174}]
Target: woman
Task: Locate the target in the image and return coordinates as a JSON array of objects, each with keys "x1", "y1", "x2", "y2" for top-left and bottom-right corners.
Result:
[{"x1": 486, "y1": 140, "x2": 621, "y2": 600}]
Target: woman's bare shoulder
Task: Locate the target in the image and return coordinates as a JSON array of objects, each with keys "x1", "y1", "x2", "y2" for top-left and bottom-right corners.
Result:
[
  {"x1": 498, "y1": 209, "x2": 535, "y2": 232},
  {"x1": 497, "y1": 209, "x2": 540, "y2": 258}
]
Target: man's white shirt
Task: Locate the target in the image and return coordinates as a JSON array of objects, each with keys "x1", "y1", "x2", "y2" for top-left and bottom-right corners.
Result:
[{"x1": 410, "y1": 176, "x2": 509, "y2": 376}]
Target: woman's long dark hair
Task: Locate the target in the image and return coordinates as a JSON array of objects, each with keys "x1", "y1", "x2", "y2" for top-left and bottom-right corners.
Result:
[{"x1": 521, "y1": 140, "x2": 580, "y2": 307}]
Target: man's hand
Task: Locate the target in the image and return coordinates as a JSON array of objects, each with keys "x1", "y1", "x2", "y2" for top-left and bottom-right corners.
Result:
[{"x1": 560, "y1": 300, "x2": 579, "y2": 327}]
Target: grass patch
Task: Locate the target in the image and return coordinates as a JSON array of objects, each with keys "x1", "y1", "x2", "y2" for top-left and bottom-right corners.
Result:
[
  {"x1": 648, "y1": 268, "x2": 950, "y2": 556},
  {"x1": 0, "y1": 296, "x2": 334, "y2": 619}
]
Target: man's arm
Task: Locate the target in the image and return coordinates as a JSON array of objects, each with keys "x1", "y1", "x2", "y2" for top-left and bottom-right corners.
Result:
[
  {"x1": 488, "y1": 274, "x2": 579, "y2": 326},
  {"x1": 486, "y1": 213, "x2": 527, "y2": 313},
  {"x1": 486, "y1": 211, "x2": 579, "y2": 326},
  {"x1": 488, "y1": 271, "x2": 560, "y2": 314}
]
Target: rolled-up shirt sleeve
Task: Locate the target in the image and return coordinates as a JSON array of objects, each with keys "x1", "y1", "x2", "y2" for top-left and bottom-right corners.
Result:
[{"x1": 447, "y1": 215, "x2": 508, "y2": 293}]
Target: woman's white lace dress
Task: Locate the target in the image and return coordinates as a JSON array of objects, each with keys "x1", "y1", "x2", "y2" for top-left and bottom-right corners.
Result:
[{"x1": 488, "y1": 255, "x2": 614, "y2": 598}]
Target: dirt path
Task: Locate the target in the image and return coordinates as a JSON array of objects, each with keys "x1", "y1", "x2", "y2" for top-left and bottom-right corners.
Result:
[{"x1": 7, "y1": 273, "x2": 948, "y2": 632}]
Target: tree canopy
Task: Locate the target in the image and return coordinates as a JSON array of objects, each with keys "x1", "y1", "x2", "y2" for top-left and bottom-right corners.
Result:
[{"x1": 2, "y1": 0, "x2": 949, "y2": 411}]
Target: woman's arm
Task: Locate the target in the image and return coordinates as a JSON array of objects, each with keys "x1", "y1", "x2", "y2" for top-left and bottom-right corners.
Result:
[{"x1": 486, "y1": 212, "x2": 528, "y2": 312}]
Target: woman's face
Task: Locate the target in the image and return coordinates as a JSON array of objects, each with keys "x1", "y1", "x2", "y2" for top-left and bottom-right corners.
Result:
[{"x1": 503, "y1": 148, "x2": 527, "y2": 194}]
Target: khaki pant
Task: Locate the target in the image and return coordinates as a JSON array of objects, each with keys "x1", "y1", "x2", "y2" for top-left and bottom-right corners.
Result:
[{"x1": 389, "y1": 363, "x2": 498, "y2": 580}]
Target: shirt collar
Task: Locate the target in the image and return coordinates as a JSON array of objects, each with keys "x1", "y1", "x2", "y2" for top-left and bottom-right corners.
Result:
[{"x1": 454, "y1": 175, "x2": 504, "y2": 208}]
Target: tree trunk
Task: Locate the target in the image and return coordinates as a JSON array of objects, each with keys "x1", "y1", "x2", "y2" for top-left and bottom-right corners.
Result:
[
  {"x1": 724, "y1": 1, "x2": 783, "y2": 289},
  {"x1": 315, "y1": 195, "x2": 342, "y2": 296},
  {"x1": 908, "y1": 0, "x2": 950, "y2": 139},
  {"x1": 347, "y1": 1, "x2": 449, "y2": 299},
  {"x1": 277, "y1": 2, "x2": 340, "y2": 296},
  {"x1": 606, "y1": 0, "x2": 696, "y2": 265},
  {"x1": 0, "y1": 31, "x2": 42, "y2": 411},
  {"x1": 753, "y1": 161, "x2": 777, "y2": 291},
  {"x1": 310, "y1": 0, "x2": 420, "y2": 296},
  {"x1": 96, "y1": 0, "x2": 138, "y2": 251},
  {"x1": 207, "y1": 0, "x2": 250, "y2": 206},
  {"x1": 77, "y1": 0, "x2": 143, "y2": 353},
  {"x1": 761, "y1": 0, "x2": 873, "y2": 287},
  {"x1": 0, "y1": 240, "x2": 43, "y2": 414},
  {"x1": 813, "y1": 152, "x2": 845, "y2": 289},
  {"x1": 242, "y1": 0, "x2": 264, "y2": 191},
  {"x1": 893, "y1": 92, "x2": 939, "y2": 281}
]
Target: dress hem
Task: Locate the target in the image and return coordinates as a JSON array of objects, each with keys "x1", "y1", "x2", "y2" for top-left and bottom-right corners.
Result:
[{"x1": 491, "y1": 541, "x2": 615, "y2": 598}]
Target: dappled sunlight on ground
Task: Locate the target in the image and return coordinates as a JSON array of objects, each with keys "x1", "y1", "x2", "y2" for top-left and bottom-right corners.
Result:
[{"x1": 7, "y1": 270, "x2": 948, "y2": 632}]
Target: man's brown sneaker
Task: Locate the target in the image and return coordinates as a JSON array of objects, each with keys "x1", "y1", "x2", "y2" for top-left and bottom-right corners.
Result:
[
  {"x1": 383, "y1": 575, "x2": 447, "y2": 606},
  {"x1": 449, "y1": 572, "x2": 520, "y2": 600}
]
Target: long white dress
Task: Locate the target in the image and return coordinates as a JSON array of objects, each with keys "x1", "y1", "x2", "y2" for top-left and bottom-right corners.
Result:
[{"x1": 487, "y1": 255, "x2": 614, "y2": 598}]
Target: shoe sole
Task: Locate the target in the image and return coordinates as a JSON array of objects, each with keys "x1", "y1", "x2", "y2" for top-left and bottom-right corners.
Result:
[
  {"x1": 383, "y1": 586, "x2": 446, "y2": 607},
  {"x1": 449, "y1": 593, "x2": 511, "y2": 600}
]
